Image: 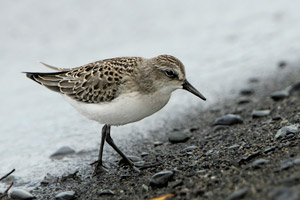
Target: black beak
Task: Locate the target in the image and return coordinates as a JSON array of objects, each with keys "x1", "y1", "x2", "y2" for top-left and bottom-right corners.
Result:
[{"x1": 182, "y1": 80, "x2": 206, "y2": 101}]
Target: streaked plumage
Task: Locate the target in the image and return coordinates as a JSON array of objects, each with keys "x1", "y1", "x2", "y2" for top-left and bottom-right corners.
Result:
[{"x1": 25, "y1": 55, "x2": 206, "y2": 173}]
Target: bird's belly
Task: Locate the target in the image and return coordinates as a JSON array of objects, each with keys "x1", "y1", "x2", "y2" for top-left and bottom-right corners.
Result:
[{"x1": 64, "y1": 91, "x2": 171, "y2": 125}]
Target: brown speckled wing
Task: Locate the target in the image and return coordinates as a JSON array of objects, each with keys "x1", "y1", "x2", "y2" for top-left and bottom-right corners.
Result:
[{"x1": 26, "y1": 57, "x2": 140, "y2": 103}]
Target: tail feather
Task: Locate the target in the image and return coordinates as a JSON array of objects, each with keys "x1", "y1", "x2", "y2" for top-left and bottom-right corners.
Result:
[
  {"x1": 24, "y1": 72, "x2": 66, "y2": 93},
  {"x1": 40, "y1": 62, "x2": 70, "y2": 72}
]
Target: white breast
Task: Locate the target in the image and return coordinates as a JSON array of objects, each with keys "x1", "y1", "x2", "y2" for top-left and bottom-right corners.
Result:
[{"x1": 64, "y1": 90, "x2": 172, "y2": 126}]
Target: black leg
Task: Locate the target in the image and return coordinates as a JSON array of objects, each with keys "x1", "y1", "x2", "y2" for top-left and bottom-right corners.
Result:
[
  {"x1": 94, "y1": 124, "x2": 109, "y2": 172},
  {"x1": 105, "y1": 126, "x2": 140, "y2": 172}
]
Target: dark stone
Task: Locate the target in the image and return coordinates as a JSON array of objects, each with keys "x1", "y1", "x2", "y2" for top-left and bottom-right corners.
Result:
[
  {"x1": 275, "y1": 125, "x2": 299, "y2": 140},
  {"x1": 50, "y1": 146, "x2": 75, "y2": 158},
  {"x1": 268, "y1": 187, "x2": 298, "y2": 200},
  {"x1": 213, "y1": 125, "x2": 229, "y2": 132},
  {"x1": 168, "y1": 130, "x2": 190, "y2": 143},
  {"x1": 276, "y1": 157, "x2": 300, "y2": 172},
  {"x1": 278, "y1": 61, "x2": 287, "y2": 68},
  {"x1": 251, "y1": 110, "x2": 271, "y2": 118},
  {"x1": 213, "y1": 114, "x2": 243, "y2": 126},
  {"x1": 141, "y1": 152, "x2": 149, "y2": 157},
  {"x1": 239, "y1": 151, "x2": 261, "y2": 164},
  {"x1": 10, "y1": 189, "x2": 35, "y2": 200},
  {"x1": 55, "y1": 191, "x2": 76, "y2": 200},
  {"x1": 237, "y1": 97, "x2": 251, "y2": 104},
  {"x1": 264, "y1": 146, "x2": 276, "y2": 153},
  {"x1": 270, "y1": 86, "x2": 292, "y2": 101},
  {"x1": 291, "y1": 82, "x2": 300, "y2": 91},
  {"x1": 252, "y1": 158, "x2": 269, "y2": 169},
  {"x1": 150, "y1": 170, "x2": 174, "y2": 187},
  {"x1": 98, "y1": 190, "x2": 115, "y2": 196},
  {"x1": 240, "y1": 88, "x2": 254, "y2": 95},
  {"x1": 226, "y1": 188, "x2": 248, "y2": 200}
]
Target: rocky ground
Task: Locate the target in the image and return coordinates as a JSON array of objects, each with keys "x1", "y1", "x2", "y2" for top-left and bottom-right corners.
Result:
[{"x1": 1, "y1": 64, "x2": 300, "y2": 200}]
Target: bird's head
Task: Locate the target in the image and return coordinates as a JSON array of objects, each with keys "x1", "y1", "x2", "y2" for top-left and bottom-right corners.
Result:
[{"x1": 148, "y1": 55, "x2": 206, "y2": 101}]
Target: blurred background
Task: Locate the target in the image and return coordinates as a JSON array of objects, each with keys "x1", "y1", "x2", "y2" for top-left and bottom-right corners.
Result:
[{"x1": 1, "y1": 0, "x2": 300, "y2": 188}]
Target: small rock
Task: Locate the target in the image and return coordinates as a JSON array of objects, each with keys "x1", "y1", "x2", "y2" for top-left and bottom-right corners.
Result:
[
  {"x1": 153, "y1": 141, "x2": 163, "y2": 146},
  {"x1": 264, "y1": 146, "x2": 276, "y2": 153},
  {"x1": 141, "y1": 184, "x2": 148, "y2": 192},
  {"x1": 268, "y1": 187, "x2": 298, "y2": 200},
  {"x1": 237, "y1": 97, "x2": 251, "y2": 104},
  {"x1": 213, "y1": 125, "x2": 229, "y2": 132},
  {"x1": 276, "y1": 157, "x2": 300, "y2": 172},
  {"x1": 251, "y1": 110, "x2": 271, "y2": 118},
  {"x1": 270, "y1": 86, "x2": 292, "y2": 101},
  {"x1": 50, "y1": 146, "x2": 75, "y2": 158},
  {"x1": 278, "y1": 61, "x2": 287, "y2": 68},
  {"x1": 183, "y1": 146, "x2": 198, "y2": 152},
  {"x1": 168, "y1": 130, "x2": 190, "y2": 143},
  {"x1": 239, "y1": 151, "x2": 261, "y2": 164},
  {"x1": 213, "y1": 114, "x2": 243, "y2": 126},
  {"x1": 226, "y1": 188, "x2": 248, "y2": 200},
  {"x1": 275, "y1": 125, "x2": 299, "y2": 140},
  {"x1": 150, "y1": 170, "x2": 174, "y2": 187},
  {"x1": 240, "y1": 88, "x2": 254, "y2": 95},
  {"x1": 141, "y1": 152, "x2": 149, "y2": 157},
  {"x1": 98, "y1": 190, "x2": 115, "y2": 196},
  {"x1": 252, "y1": 158, "x2": 269, "y2": 169},
  {"x1": 228, "y1": 144, "x2": 240, "y2": 150},
  {"x1": 196, "y1": 169, "x2": 207, "y2": 174},
  {"x1": 9, "y1": 189, "x2": 34, "y2": 200},
  {"x1": 55, "y1": 191, "x2": 76, "y2": 200},
  {"x1": 291, "y1": 82, "x2": 300, "y2": 91}
]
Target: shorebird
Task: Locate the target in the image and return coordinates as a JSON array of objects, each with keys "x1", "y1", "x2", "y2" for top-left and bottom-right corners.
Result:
[{"x1": 25, "y1": 55, "x2": 206, "y2": 173}]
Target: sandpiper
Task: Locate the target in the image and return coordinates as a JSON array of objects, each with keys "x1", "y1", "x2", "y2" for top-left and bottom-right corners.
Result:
[{"x1": 25, "y1": 55, "x2": 206, "y2": 173}]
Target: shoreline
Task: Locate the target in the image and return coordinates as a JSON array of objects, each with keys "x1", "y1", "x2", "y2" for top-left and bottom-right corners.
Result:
[{"x1": 2, "y1": 64, "x2": 300, "y2": 200}]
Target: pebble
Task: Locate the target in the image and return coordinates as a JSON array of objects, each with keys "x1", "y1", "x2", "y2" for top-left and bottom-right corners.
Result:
[
  {"x1": 168, "y1": 130, "x2": 190, "y2": 143},
  {"x1": 275, "y1": 125, "x2": 299, "y2": 140},
  {"x1": 291, "y1": 82, "x2": 300, "y2": 91},
  {"x1": 196, "y1": 169, "x2": 207, "y2": 174},
  {"x1": 98, "y1": 190, "x2": 115, "y2": 196},
  {"x1": 237, "y1": 97, "x2": 251, "y2": 104},
  {"x1": 150, "y1": 170, "x2": 174, "y2": 187},
  {"x1": 276, "y1": 157, "x2": 300, "y2": 172},
  {"x1": 55, "y1": 191, "x2": 76, "y2": 200},
  {"x1": 9, "y1": 188, "x2": 35, "y2": 200},
  {"x1": 228, "y1": 144, "x2": 240, "y2": 150},
  {"x1": 213, "y1": 114, "x2": 243, "y2": 126},
  {"x1": 183, "y1": 146, "x2": 198, "y2": 152},
  {"x1": 239, "y1": 151, "x2": 261, "y2": 164},
  {"x1": 268, "y1": 187, "x2": 298, "y2": 200},
  {"x1": 141, "y1": 152, "x2": 149, "y2": 157},
  {"x1": 226, "y1": 188, "x2": 248, "y2": 200},
  {"x1": 252, "y1": 158, "x2": 269, "y2": 169},
  {"x1": 270, "y1": 86, "x2": 292, "y2": 101},
  {"x1": 240, "y1": 88, "x2": 254, "y2": 95},
  {"x1": 213, "y1": 125, "x2": 229, "y2": 132},
  {"x1": 264, "y1": 146, "x2": 276, "y2": 153},
  {"x1": 50, "y1": 146, "x2": 75, "y2": 158},
  {"x1": 251, "y1": 110, "x2": 271, "y2": 118},
  {"x1": 278, "y1": 61, "x2": 287, "y2": 68},
  {"x1": 153, "y1": 141, "x2": 163, "y2": 146}
]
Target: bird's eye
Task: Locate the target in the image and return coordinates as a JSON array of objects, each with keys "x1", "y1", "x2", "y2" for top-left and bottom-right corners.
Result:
[{"x1": 164, "y1": 70, "x2": 176, "y2": 78}]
